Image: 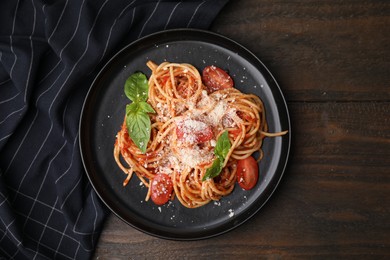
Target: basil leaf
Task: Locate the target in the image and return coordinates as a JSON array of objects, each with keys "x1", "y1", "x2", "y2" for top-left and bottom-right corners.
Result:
[
  {"x1": 202, "y1": 157, "x2": 222, "y2": 181},
  {"x1": 126, "y1": 105, "x2": 151, "y2": 153},
  {"x1": 126, "y1": 101, "x2": 155, "y2": 114},
  {"x1": 138, "y1": 101, "x2": 155, "y2": 114},
  {"x1": 202, "y1": 131, "x2": 231, "y2": 181},
  {"x1": 124, "y1": 72, "x2": 149, "y2": 102},
  {"x1": 214, "y1": 131, "x2": 230, "y2": 158},
  {"x1": 123, "y1": 72, "x2": 156, "y2": 154},
  {"x1": 126, "y1": 102, "x2": 138, "y2": 114}
]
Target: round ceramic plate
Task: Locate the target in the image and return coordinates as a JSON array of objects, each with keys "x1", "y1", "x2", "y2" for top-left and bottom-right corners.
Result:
[{"x1": 79, "y1": 29, "x2": 291, "y2": 240}]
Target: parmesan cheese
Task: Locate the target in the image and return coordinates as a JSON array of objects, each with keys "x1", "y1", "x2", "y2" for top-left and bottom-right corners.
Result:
[
  {"x1": 178, "y1": 147, "x2": 213, "y2": 168},
  {"x1": 208, "y1": 101, "x2": 227, "y2": 126}
]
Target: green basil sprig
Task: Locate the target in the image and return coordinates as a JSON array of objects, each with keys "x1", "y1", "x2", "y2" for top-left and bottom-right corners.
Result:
[
  {"x1": 124, "y1": 72, "x2": 155, "y2": 153},
  {"x1": 202, "y1": 131, "x2": 231, "y2": 181}
]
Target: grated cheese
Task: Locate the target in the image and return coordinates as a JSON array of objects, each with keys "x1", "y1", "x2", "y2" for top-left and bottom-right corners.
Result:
[
  {"x1": 208, "y1": 101, "x2": 227, "y2": 126},
  {"x1": 154, "y1": 84, "x2": 240, "y2": 175},
  {"x1": 178, "y1": 147, "x2": 213, "y2": 168},
  {"x1": 228, "y1": 209, "x2": 235, "y2": 218}
]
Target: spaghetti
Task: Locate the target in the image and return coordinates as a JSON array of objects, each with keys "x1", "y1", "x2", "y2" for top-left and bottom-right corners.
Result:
[{"x1": 114, "y1": 61, "x2": 287, "y2": 208}]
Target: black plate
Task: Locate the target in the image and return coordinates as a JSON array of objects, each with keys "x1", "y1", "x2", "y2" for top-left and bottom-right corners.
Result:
[{"x1": 79, "y1": 29, "x2": 291, "y2": 240}]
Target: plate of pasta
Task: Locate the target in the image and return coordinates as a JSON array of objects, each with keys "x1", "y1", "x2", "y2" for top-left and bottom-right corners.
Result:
[{"x1": 80, "y1": 29, "x2": 290, "y2": 240}]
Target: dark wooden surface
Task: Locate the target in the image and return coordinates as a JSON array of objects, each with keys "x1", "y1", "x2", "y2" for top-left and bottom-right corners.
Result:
[{"x1": 93, "y1": 1, "x2": 390, "y2": 258}]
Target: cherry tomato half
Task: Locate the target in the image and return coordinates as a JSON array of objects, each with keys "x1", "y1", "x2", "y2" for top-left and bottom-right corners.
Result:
[
  {"x1": 150, "y1": 173, "x2": 173, "y2": 205},
  {"x1": 202, "y1": 65, "x2": 234, "y2": 93},
  {"x1": 236, "y1": 156, "x2": 259, "y2": 190},
  {"x1": 176, "y1": 120, "x2": 213, "y2": 143}
]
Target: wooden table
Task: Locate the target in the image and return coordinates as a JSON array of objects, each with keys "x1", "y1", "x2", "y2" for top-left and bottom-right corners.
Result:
[{"x1": 94, "y1": 1, "x2": 390, "y2": 258}]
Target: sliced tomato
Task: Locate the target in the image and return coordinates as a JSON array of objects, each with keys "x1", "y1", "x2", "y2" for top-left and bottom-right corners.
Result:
[
  {"x1": 194, "y1": 128, "x2": 213, "y2": 143},
  {"x1": 176, "y1": 120, "x2": 213, "y2": 143},
  {"x1": 150, "y1": 173, "x2": 173, "y2": 205},
  {"x1": 202, "y1": 65, "x2": 233, "y2": 93},
  {"x1": 236, "y1": 156, "x2": 259, "y2": 190}
]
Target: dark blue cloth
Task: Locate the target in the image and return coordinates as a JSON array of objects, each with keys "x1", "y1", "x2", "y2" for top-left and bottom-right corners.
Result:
[{"x1": 0, "y1": 0, "x2": 228, "y2": 258}]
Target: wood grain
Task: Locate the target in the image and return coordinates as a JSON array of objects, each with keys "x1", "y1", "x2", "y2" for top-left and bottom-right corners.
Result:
[
  {"x1": 212, "y1": 0, "x2": 390, "y2": 102},
  {"x1": 94, "y1": 0, "x2": 390, "y2": 258}
]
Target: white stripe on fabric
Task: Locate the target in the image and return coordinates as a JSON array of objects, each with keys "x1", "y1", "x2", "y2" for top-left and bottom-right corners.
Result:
[
  {"x1": 0, "y1": 226, "x2": 6, "y2": 238},
  {"x1": 9, "y1": 248, "x2": 21, "y2": 259},
  {"x1": 0, "y1": 191, "x2": 9, "y2": 207},
  {"x1": 131, "y1": 7, "x2": 136, "y2": 30},
  {"x1": 53, "y1": 224, "x2": 68, "y2": 259},
  {"x1": 21, "y1": 140, "x2": 67, "y2": 229},
  {"x1": 0, "y1": 0, "x2": 27, "y2": 128},
  {"x1": 0, "y1": 132, "x2": 14, "y2": 143},
  {"x1": 58, "y1": 0, "x2": 86, "y2": 59},
  {"x1": 12, "y1": 207, "x2": 80, "y2": 244},
  {"x1": 61, "y1": 99, "x2": 69, "y2": 137},
  {"x1": 32, "y1": 0, "x2": 85, "y2": 89},
  {"x1": 72, "y1": 198, "x2": 96, "y2": 251},
  {"x1": 0, "y1": 247, "x2": 12, "y2": 259},
  {"x1": 42, "y1": 4, "x2": 47, "y2": 24},
  {"x1": 25, "y1": 0, "x2": 37, "y2": 103},
  {"x1": 55, "y1": 133, "x2": 78, "y2": 184},
  {"x1": 3, "y1": 70, "x2": 60, "y2": 175},
  {"x1": 0, "y1": 0, "x2": 37, "y2": 143},
  {"x1": 0, "y1": 106, "x2": 25, "y2": 125},
  {"x1": 60, "y1": 175, "x2": 81, "y2": 210},
  {"x1": 164, "y1": 2, "x2": 181, "y2": 29},
  {"x1": 187, "y1": 0, "x2": 206, "y2": 27},
  {"x1": 73, "y1": 243, "x2": 81, "y2": 260},
  {"x1": 0, "y1": 91, "x2": 20, "y2": 104},
  {"x1": 48, "y1": 0, "x2": 69, "y2": 43},
  {"x1": 36, "y1": 0, "x2": 86, "y2": 86},
  {"x1": 37, "y1": 60, "x2": 61, "y2": 85},
  {"x1": 0, "y1": 133, "x2": 12, "y2": 143},
  {"x1": 138, "y1": 0, "x2": 160, "y2": 38},
  {"x1": 33, "y1": 197, "x2": 58, "y2": 260},
  {"x1": 89, "y1": 193, "x2": 97, "y2": 246},
  {"x1": 98, "y1": 0, "x2": 136, "y2": 65},
  {"x1": 23, "y1": 233, "x2": 68, "y2": 260},
  {"x1": 12, "y1": 123, "x2": 55, "y2": 199},
  {"x1": 9, "y1": 0, "x2": 20, "y2": 78},
  {"x1": 0, "y1": 219, "x2": 22, "y2": 246},
  {"x1": 0, "y1": 78, "x2": 11, "y2": 86},
  {"x1": 5, "y1": 186, "x2": 63, "y2": 214}
]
